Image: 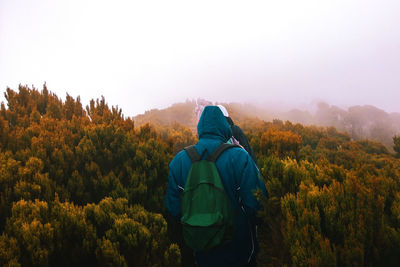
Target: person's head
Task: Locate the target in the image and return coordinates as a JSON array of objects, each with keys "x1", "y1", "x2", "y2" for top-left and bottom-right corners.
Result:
[
  {"x1": 217, "y1": 104, "x2": 234, "y2": 126},
  {"x1": 217, "y1": 105, "x2": 229, "y2": 117},
  {"x1": 197, "y1": 106, "x2": 232, "y2": 142}
]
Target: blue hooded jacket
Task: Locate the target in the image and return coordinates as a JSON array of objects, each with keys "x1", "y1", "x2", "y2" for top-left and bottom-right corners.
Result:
[{"x1": 165, "y1": 106, "x2": 267, "y2": 267}]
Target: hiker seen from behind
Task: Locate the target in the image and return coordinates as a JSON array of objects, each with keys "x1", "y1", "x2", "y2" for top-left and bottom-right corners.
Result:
[{"x1": 165, "y1": 105, "x2": 267, "y2": 267}]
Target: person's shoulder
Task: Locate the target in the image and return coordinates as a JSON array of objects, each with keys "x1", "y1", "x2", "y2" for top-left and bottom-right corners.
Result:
[
  {"x1": 226, "y1": 145, "x2": 249, "y2": 159},
  {"x1": 231, "y1": 124, "x2": 245, "y2": 134},
  {"x1": 170, "y1": 148, "x2": 190, "y2": 166}
]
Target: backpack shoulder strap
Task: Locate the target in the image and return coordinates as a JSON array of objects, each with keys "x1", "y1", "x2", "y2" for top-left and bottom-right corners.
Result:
[
  {"x1": 208, "y1": 143, "x2": 240, "y2": 162},
  {"x1": 184, "y1": 145, "x2": 201, "y2": 163}
]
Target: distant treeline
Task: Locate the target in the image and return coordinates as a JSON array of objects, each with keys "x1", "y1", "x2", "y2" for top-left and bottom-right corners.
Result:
[
  {"x1": 134, "y1": 99, "x2": 400, "y2": 150},
  {"x1": 283, "y1": 102, "x2": 400, "y2": 150},
  {"x1": 1, "y1": 85, "x2": 400, "y2": 266}
]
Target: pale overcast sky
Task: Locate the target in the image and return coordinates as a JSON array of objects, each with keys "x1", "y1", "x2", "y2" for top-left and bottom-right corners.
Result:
[{"x1": 1, "y1": 0, "x2": 399, "y2": 116}]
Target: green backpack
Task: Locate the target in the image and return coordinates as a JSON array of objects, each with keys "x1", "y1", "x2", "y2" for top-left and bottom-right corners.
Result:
[{"x1": 181, "y1": 143, "x2": 239, "y2": 251}]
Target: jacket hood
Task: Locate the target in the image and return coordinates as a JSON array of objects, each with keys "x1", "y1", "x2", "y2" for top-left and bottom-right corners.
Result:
[{"x1": 197, "y1": 106, "x2": 232, "y2": 142}]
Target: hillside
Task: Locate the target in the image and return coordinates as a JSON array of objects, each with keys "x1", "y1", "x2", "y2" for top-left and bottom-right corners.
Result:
[
  {"x1": 134, "y1": 99, "x2": 400, "y2": 150},
  {"x1": 1, "y1": 85, "x2": 400, "y2": 266}
]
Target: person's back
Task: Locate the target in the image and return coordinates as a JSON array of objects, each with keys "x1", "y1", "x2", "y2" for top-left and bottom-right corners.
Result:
[{"x1": 165, "y1": 106, "x2": 267, "y2": 267}]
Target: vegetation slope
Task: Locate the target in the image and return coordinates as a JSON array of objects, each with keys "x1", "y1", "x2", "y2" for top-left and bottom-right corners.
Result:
[{"x1": 1, "y1": 85, "x2": 400, "y2": 266}]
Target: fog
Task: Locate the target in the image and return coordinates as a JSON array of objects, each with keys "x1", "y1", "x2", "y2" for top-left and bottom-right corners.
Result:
[{"x1": 1, "y1": 0, "x2": 399, "y2": 116}]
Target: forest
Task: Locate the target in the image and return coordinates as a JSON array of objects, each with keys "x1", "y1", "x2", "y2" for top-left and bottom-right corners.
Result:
[{"x1": 1, "y1": 85, "x2": 400, "y2": 266}]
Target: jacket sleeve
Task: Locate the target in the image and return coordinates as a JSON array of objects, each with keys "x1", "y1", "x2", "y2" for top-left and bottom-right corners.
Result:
[
  {"x1": 165, "y1": 161, "x2": 183, "y2": 221},
  {"x1": 237, "y1": 154, "x2": 267, "y2": 222}
]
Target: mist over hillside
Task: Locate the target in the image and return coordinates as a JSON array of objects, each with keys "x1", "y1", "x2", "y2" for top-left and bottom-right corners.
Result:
[{"x1": 134, "y1": 99, "x2": 400, "y2": 149}]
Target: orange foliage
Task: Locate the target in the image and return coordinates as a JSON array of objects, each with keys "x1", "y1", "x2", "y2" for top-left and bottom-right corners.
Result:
[{"x1": 260, "y1": 129, "x2": 302, "y2": 159}]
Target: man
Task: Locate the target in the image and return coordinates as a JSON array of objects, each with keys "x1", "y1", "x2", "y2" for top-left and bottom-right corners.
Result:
[
  {"x1": 165, "y1": 106, "x2": 267, "y2": 267},
  {"x1": 217, "y1": 105, "x2": 257, "y2": 163}
]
